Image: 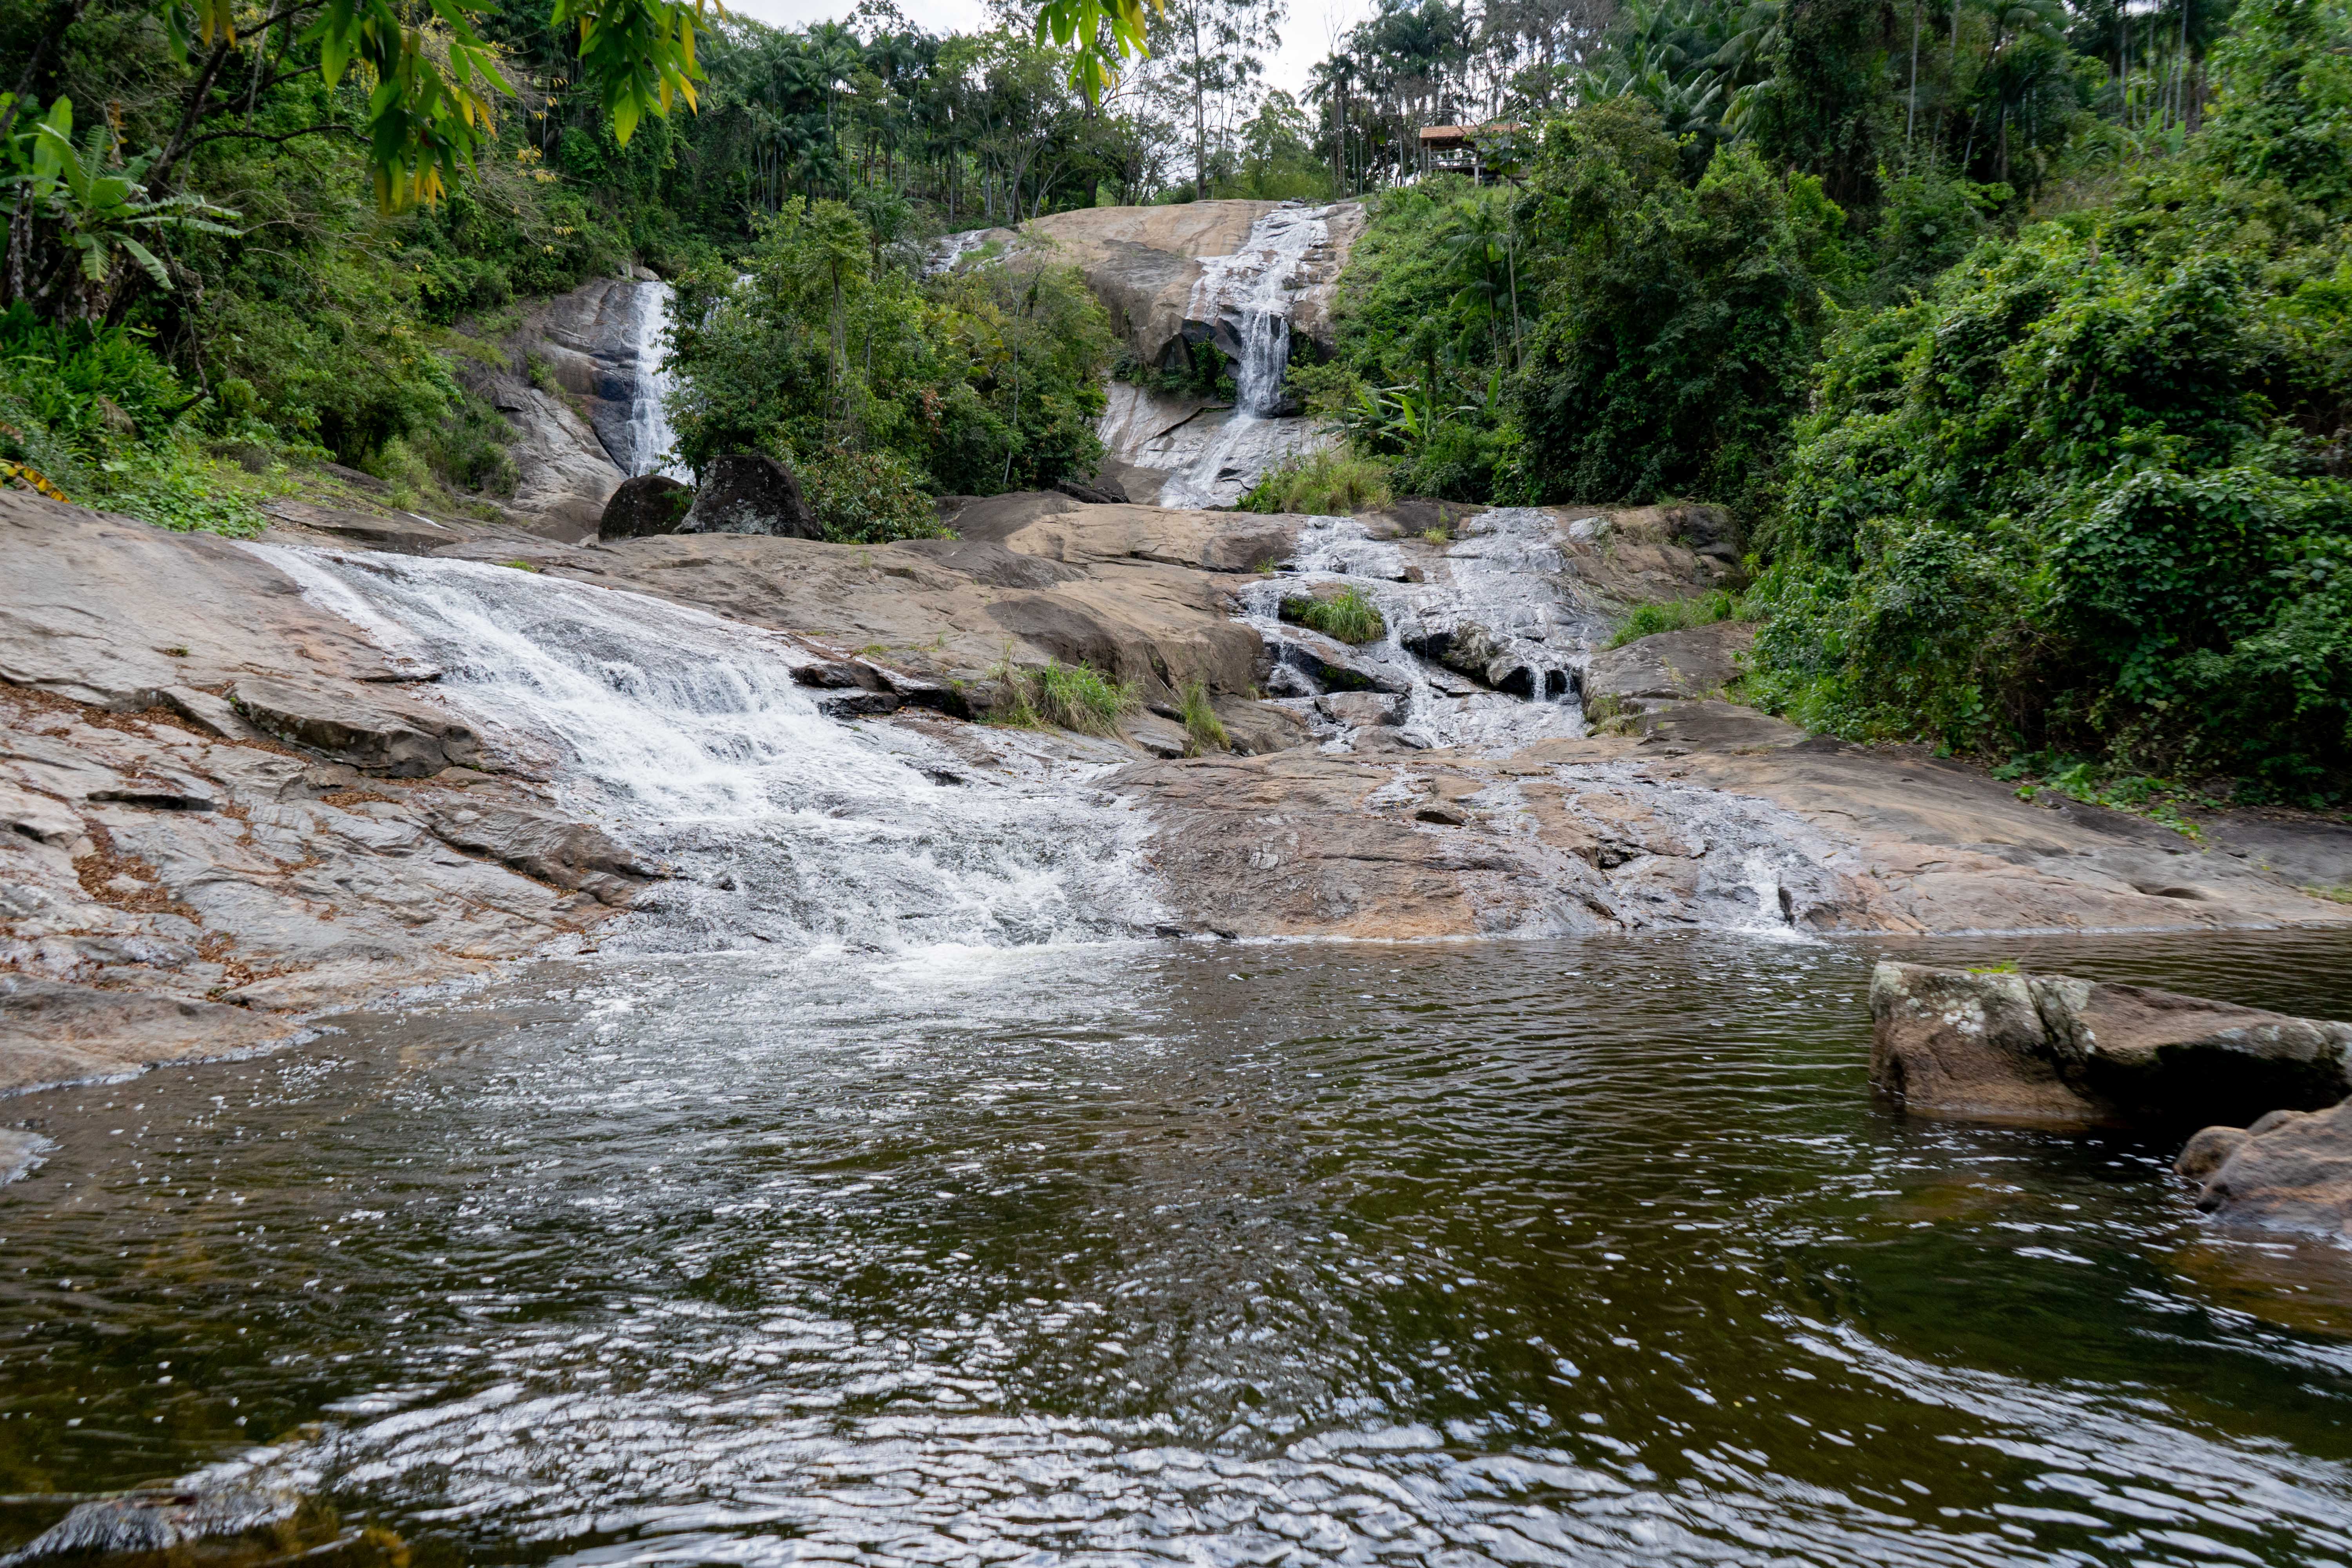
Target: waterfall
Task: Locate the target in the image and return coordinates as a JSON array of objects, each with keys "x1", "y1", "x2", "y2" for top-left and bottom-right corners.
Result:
[
  {"x1": 1159, "y1": 206, "x2": 1334, "y2": 510},
  {"x1": 1236, "y1": 509, "x2": 1597, "y2": 753},
  {"x1": 619, "y1": 282, "x2": 690, "y2": 482},
  {"x1": 259, "y1": 547, "x2": 1164, "y2": 953}
]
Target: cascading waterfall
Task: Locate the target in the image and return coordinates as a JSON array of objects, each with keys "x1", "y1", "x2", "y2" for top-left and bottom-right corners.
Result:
[
  {"x1": 619, "y1": 281, "x2": 690, "y2": 481},
  {"x1": 1159, "y1": 206, "x2": 1334, "y2": 509},
  {"x1": 1239, "y1": 508, "x2": 1599, "y2": 753},
  {"x1": 261, "y1": 547, "x2": 1165, "y2": 953}
]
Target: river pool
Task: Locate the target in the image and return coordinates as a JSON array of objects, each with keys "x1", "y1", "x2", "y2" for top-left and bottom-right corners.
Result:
[{"x1": 7, "y1": 929, "x2": 2352, "y2": 1567}]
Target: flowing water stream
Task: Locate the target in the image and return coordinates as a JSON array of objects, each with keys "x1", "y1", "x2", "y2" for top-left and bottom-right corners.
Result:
[
  {"x1": 618, "y1": 284, "x2": 690, "y2": 484},
  {"x1": 1157, "y1": 207, "x2": 1337, "y2": 510},
  {"x1": 260, "y1": 548, "x2": 1162, "y2": 952}
]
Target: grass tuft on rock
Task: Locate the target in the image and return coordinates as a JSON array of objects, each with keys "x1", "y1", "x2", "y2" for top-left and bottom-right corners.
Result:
[
  {"x1": 1179, "y1": 678, "x2": 1229, "y2": 756},
  {"x1": 1604, "y1": 590, "x2": 1739, "y2": 649},
  {"x1": 1282, "y1": 586, "x2": 1386, "y2": 645},
  {"x1": 994, "y1": 655, "x2": 1140, "y2": 737},
  {"x1": 1241, "y1": 447, "x2": 1394, "y2": 516}
]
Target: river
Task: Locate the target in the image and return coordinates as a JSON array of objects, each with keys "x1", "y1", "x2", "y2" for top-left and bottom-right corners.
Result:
[{"x1": 8, "y1": 929, "x2": 2352, "y2": 1566}]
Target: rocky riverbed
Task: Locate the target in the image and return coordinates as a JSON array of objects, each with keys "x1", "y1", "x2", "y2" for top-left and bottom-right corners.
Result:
[{"x1": 5, "y1": 485, "x2": 2352, "y2": 1092}]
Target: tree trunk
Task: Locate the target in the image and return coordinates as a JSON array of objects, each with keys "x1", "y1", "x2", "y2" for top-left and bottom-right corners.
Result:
[
  {"x1": 1192, "y1": 7, "x2": 1208, "y2": 200},
  {"x1": 149, "y1": 35, "x2": 238, "y2": 191}
]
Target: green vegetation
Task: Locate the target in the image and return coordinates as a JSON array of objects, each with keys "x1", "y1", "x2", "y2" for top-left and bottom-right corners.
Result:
[
  {"x1": 1283, "y1": 0, "x2": 2352, "y2": 800},
  {"x1": 1240, "y1": 446, "x2": 1394, "y2": 515},
  {"x1": 667, "y1": 203, "x2": 1116, "y2": 498},
  {"x1": 1179, "y1": 677, "x2": 1230, "y2": 755},
  {"x1": 995, "y1": 657, "x2": 1140, "y2": 736},
  {"x1": 1282, "y1": 586, "x2": 1386, "y2": 644},
  {"x1": 0, "y1": 0, "x2": 1254, "y2": 538},
  {"x1": 1605, "y1": 590, "x2": 1741, "y2": 650}
]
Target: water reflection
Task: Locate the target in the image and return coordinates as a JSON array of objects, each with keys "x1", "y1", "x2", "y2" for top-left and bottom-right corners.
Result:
[{"x1": 6, "y1": 931, "x2": 2352, "y2": 1566}]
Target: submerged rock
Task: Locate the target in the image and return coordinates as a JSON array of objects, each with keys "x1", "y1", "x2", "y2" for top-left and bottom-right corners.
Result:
[
  {"x1": 600, "y1": 473, "x2": 694, "y2": 540},
  {"x1": 679, "y1": 453, "x2": 819, "y2": 538},
  {"x1": 1, "y1": 1485, "x2": 298, "y2": 1563},
  {"x1": 2178, "y1": 1104, "x2": 2352, "y2": 1237},
  {"x1": 1869, "y1": 961, "x2": 2352, "y2": 1128}
]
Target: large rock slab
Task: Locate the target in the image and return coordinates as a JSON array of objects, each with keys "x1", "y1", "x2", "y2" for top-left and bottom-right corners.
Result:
[
  {"x1": 2178, "y1": 1104, "x2": 2352, "y2": 1238},
  {"x1": 1870, "y1": 961, "x2": 2352, "y2": 1128},
  {"x1": 0, "y1": 493, "x2": 632, "y2": 1089}
]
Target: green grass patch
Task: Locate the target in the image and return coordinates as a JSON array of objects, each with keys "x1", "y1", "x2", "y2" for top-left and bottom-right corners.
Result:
[
  {"x1": 995, "y1": 655, "x2": 1140, "y2": 737},
  {"x1": 2306, "y1": 885, "x2": 2352, "y2": 905},
  {"x1": 1240, "y1": 446, "x2": 1394, "y2": 516},
  {"x1": 1179, "y1": 677, "x2": 1229, "y2": 756},
  {"x1": 1281, "y1": 586, "x2": 1386, "y2": 645},
  {"x1": 1604, "y1": 590, "x2": 1740, "y2": 649},
  {"x1": 1996, "y1": 754, "x2": 2220, "y2": 842}
]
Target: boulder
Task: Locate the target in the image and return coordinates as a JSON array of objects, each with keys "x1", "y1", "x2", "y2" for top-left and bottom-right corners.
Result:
[
  {"x1": 600, "y1": 474, "x2": 695, "y2": 541},
  {"x1": 1869, "y1": 961, "x2": 2352, "y2": 1128},
  {"x1": 229, "y1": 677, "x2": 479, "y2": 777},
  {"x1": 679, "y1": 453, "x2": 820, "y2": 539},
  {"x1": 2177, "y1": 1104, "x2": 2352, "y2": 1236}
]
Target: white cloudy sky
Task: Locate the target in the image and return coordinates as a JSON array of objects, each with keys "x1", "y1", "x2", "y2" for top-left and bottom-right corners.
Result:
[{"x1": 721, "y1": 0, "x2": 1367, "y2": 98}]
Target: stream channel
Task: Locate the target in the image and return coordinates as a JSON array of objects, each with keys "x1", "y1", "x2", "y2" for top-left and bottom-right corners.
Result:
[{"x1": 9, "y1": 929, "x2": 2352, "y2": 1567}]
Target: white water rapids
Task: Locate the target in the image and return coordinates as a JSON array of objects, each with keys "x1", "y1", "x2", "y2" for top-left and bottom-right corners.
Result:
[{"x1": 263, "y1": 548, "x2": 1163, "y2": 953}]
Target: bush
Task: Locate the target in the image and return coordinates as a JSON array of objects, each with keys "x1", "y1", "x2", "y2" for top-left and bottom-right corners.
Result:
[
  {"x1": 1241, "y1": 446, "x2": 1395, "y2": 514},
  {"x1": 1605, "y1": 590, "x2": 1741, "y2": 648},
  {"x1": 1510, "y1": 106, "x2": 1856, "y2": 510},
  {"x1": 1282, "y1": 586, "x2": 1387, "y2": 644},
  {"x1": 801, "y1": 450, "x2": 950, "y2": 543},
  {"x1": 1745, "y1": 136, "x2": 2352, "y2": 789}
]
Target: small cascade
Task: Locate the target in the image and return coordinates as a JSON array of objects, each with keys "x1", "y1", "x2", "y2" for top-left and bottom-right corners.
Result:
[
  {"x1": 262, "y1": 548, "x2": 1163, "y2": 953},
  {"x1": 925, "y1": 228, "x2": 995, "y2": 276},
  {"x1": 1159, "y1": 206, "x2": 1336, "y2": 509},
  {"x1": 1236, "y1": 508, "x2": 1603, "y2": 753},
  {"x1": 619, "y1": 281, "x2": 690, "y2": 481}
]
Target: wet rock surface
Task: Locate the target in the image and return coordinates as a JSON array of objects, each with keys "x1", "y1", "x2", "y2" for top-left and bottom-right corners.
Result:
[
  {"x1": 1871, "y1": 960, "x2": 2352, "y2": 1128},
  {"x1": 2178, "y1": 1103, "x2": 2352, "y2": 1237},
  {"x1": 0, "y1": 492, "x2": 625, "y2": 1089},
  {"x1": 9, "y1": 484, "x2": 2352, "y2": 1097}
]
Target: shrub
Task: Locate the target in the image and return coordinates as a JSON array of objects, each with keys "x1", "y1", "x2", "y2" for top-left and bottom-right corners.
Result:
[
  {"x1": 1242, "y1": 445, "x2": 1396, "y2": 515},
  {"x1": 1282, "y1": 586, "x2": 1387, "y2": 644},
  {"x1": 800, "y1": 449, "x2": 949, "y2": 544},
  {"x1": 1605, "y1": 590, "x2": 1741, "y2": 648}
]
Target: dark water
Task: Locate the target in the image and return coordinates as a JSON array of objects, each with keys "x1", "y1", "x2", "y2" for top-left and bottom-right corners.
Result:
[{"x1": 9, "y1": 930, "x2": 2352, "y2": 1567}]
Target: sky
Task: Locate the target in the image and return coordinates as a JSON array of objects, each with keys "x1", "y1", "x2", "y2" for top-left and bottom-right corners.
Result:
[{"x1": 721, "y1": 0, "x2": 1368, "y2": 99}]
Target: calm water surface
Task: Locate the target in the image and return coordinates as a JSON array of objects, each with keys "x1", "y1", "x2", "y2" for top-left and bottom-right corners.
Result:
[{"x1": 8, "y1": 930, "x2": 2352, "y2": 1567}]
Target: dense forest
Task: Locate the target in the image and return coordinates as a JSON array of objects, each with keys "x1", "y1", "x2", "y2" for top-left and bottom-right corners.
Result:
[{"x1": 3, "y1": 0, "x2": 2349, "y2": 797}]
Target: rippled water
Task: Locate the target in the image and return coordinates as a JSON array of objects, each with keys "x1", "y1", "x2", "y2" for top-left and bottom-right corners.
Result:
[{"x1": 9, "y1": 930, "x2": 2352, "y2": 1567}]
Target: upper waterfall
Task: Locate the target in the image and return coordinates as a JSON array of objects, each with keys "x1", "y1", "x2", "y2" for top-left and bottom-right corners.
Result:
[
  {"x1": 1154, "y1": 205, "x2": 1338, "y2": 509},
  {"x1": 618, "y1": 281, "x2": 690, "y2": 482}
]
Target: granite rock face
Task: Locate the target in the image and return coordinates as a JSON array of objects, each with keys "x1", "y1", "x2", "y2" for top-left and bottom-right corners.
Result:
[
  {"x1": 2178, "y1": 1103, "x2": 2352, "y2": 1237},
  {"x1": 679, "y1": 453, "x2": 820, "y2": 539},
  {"x1": 0, "y1": 491, "x2": 633, "y2": 1089},
  {"x1": 1870, "y1": 961, "x2": 2352, "y2": 1127},
  {"x1": 600, "y1": 473, "x2": 694, "y2": 540}
]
